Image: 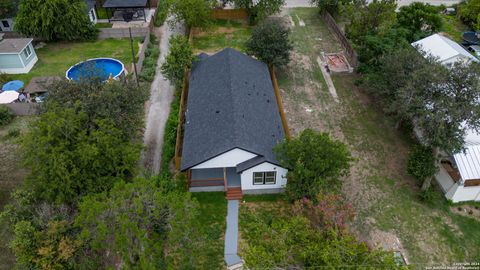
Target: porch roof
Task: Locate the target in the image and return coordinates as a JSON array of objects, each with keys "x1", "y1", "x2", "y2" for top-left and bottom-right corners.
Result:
[{"x1": 103, "y1": 0, "x2": 147, "y2": 8}]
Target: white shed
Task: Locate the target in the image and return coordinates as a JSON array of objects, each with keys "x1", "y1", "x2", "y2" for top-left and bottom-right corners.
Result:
[{"x1": 411, "y1": 33, "x2": 478, "y2": 65}]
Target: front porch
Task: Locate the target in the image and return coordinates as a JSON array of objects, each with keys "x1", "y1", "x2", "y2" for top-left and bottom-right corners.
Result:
[{"x1": 188, "y1": 168, "x2": 243, "y2": 199}]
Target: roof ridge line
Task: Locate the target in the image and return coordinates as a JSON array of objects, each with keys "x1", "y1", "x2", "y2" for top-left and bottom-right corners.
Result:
[{"x1": 227, "y1": 48, "x2": 240, "y2": 146}]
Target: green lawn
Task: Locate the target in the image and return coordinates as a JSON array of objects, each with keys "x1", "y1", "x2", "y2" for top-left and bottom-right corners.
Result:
[
  {"x1": 95, "y1": 22, "x2": 113, "y2": 29},
  {"x1": 441, "y1": 14, "x2": 470, "y2": 42},
  {"x1": 192, "y1": 19, "x2": 252, "y2": 53},
  {"x1": 12, "y1": 39, "x2": 139, "y2": 85},
  {"x1": 276, "y1": 7, "x2": 480, "y2": 266},
  {"x1": 191, "y1": 192, "x2": 227, "y2": 269},
  {"x1": 0, "y1": 116, "x2": 34, "y2": 270}
]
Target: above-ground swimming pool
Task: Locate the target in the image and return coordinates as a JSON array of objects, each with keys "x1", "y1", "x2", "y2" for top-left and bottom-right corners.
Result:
[{"x1": 66, "y1": 58, "x2": 125, "y2": 81}]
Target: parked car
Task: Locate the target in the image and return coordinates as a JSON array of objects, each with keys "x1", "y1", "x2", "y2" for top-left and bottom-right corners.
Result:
[
  {"x1": 467, "y1": 45, "x2": 480, "y2": 58},
  {"x1": 462, "y1": 31, "x2": 480, "y2": 46}
]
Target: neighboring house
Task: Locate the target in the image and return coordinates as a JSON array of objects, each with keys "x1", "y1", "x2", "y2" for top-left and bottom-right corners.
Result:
[
  {"x1": 0, "y1": 34, "x2": 38, "y2": 74},
  {"x1": 180, "y1": 48, "x2": 288, "y2": 199},
  {"x1": 412, "y1": 33, "x2": 480, "y2": 202},
  {"x1": 85, "y1": 0, "x2": 98, "y2": 24},
  {"x1": 0, "y1": 18, "x2": 14, "y2": 32},
  {"x1": 412, "y1": 33, "x2": 479, "y2": 65}
]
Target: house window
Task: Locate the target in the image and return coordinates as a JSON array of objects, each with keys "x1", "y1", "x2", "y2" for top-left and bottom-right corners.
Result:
[
  {"x1": 253, "y1": 171, "x2": 276, "y2": 185},
  {"x1": 89, "y1": 9, "x2": 96, "y2": 22},
  {"x1": 2, "y1": 20, "x2": 9, "y2": 28},
  {"x1": 22, "y1": 45, "x2": 32, "y2": 59}
]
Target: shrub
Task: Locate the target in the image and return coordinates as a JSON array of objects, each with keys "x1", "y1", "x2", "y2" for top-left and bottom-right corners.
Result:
[
  {"x1": 419, "y1": 187, "x2": 436, "y2": 202},
  {"x1": 160, "y1": 87, "x2": 181, "y2": 176},
  {"x1": 0, "y1": 105, "x2": 14, "y2": 127},
  {"x1": 154, "y1": 0, "x2": 170, "y2": 27},
  {"x1": 407, "y1": 144, "x2": 437, "y2": 183},
  {"x1": 5, "y1": 127, "x2": 20, "y2": 139},
  {"x1": 246, "y1": 19, "x2": 293, "y2": 67},
  {"x1": 161, "y1": 35, "x2": 193, "y2": 87},
  {"x1": 274, "y1": 129, "x2": 352, "y2": 200}
]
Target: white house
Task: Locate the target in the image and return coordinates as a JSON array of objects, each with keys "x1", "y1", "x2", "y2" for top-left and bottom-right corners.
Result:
[
  {"x1": 85, "y1": 0, "x2": 98, "y2": 24},
  {"x1": 412, "y1": 33, "x2": 480, "y2": 202},
  {"x1": 412, "y1": 33, "x2": 479, "y2": 65},
  {"x1": 0, "y1": 34, "x2": 38, "y2": 74},
  {"x1": 180, "y1": 48, "x2": 288, "y2": 199}
]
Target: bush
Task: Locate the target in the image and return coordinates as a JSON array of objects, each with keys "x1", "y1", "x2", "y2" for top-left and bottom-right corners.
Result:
[
  {"x1": 407, "y1": 144, "x2": 437, "y2": 183},
  {"x1": 154, "y1": 0, "x2": 170, "y2": 27},
  {"x1": 5, "y1": 127, "x2": 20, "y2": 139},
  {"x1": 274, "y1": 129, "x2": 352, "y2": 200},
  {"x1": 160, "y1": 87, "x2": 181, "y2": 176},
  {"x1": 139, "y1": 67, "x2": 156, "y2": 82},
  {"x1": 161, "y1": 35, "x2": 193, "y2": 87},
  {"x1": 0, "y1": 105, "x2": 14, "y2": 127},
  {"x1": 419, "y1": 187, "x2": 436, "y2": 203},
  {"x1": 246, "y1": 19, "x2": 293, "y2": 67}
]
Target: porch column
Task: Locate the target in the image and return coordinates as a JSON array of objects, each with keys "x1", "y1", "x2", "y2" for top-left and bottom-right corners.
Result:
[{"x1": 223, "y1": 167, "x2": 227, "y2": 191}]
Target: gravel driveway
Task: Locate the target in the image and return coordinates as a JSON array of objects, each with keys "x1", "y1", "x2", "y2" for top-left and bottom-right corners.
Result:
[{"x1": 141, "y1": 20, "x2": 184, "y2": 174}]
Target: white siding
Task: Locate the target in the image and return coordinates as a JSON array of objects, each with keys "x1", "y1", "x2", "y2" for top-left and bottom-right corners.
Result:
[
  {"x1": 192, "y1": 148, "x2": 257, "y2": 169},
  {"x1": 450, "y1": 184, "x2": 480, "y2": 202},
  {"x1": 240, "y1": 162, "x2": 288, "y2": 191}
]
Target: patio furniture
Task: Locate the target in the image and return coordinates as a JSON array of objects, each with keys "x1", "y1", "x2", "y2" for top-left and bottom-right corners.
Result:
[{"x1": 103, "y1": 0, "x2": 149, "y2": 22}]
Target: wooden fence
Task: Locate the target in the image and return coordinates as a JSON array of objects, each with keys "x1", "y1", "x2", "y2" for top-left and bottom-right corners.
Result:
[
  {"x1": 211, "y1": 9, "x2": 248, "y2": 20},
  {"x1": 269, "y1": 66, "x2": 291, "y2": 139},
  {"x1": 320, "y1": 11, "x2": 358, "y2": 68},
  {"x1": 174, "y1": 69, "x2": 190, "y2": 170}
]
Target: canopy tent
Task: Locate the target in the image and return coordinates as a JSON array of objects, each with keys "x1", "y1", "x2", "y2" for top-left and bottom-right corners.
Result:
[
  {"x1": 102, "y1": 0, "x2": 149, "y2": 22},
  {"x1": 0, "y1": 91, "x2": 19, "y2": 104},
  {"x1": 2, "y1": 80, "x2": 24, "y2": 91}
]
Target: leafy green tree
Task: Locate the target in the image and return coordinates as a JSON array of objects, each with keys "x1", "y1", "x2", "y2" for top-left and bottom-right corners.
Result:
[
  {"x1": 161, "y1": 35, "x2": 194, "y2": 87},
  {"x1": 274, "y1": 129, "x2": 352, "y2": 200},
  {"x1": 231, "y1": 0, "x2": 285, "y2": 24},
  {"x1": 397, "y1": 2, "x2": 443, "y2": 42},
  {"x1": 75, "y1": 178, "x2": 200, "y2": 269},
  {"x1": 10, "y1": 220, "x2": 81, "y2": 270},
  {"x1": 345, "y1": 0, "x2": 397, "y2": 44},
  {"x1": 240, "y1": 209, "x2": 400, "y2": 269},
  {"x1": 168, "y1": 0, "x2": 213, "y2": 29},
  {"x1": 407, "y1": 144, "x2": 437, "y2": 190},
  {"x1": 246, "y1": 19, "x2": 293, "y2": 67},
  {"x1": 46, "y1": 80, "x2": 148, "y2": 140},
  {"x1": 22, "y1": 106, "x2": 141, "y2": 204},
  {"x1": 311, "y1": 0, "x2": 352, "y2": 16},
  {"x1": 458, "y1": 0, "x2": 480, "y2": 29},
  {"x1": 15, "y1": 0, "x2": 97, "y2": 41},
  {"x1": 0, "y1": 0, "x2": 16, "y2": 17},
  {"x1": 0, "y1": 105, "x2": 14, "y2": 127}
]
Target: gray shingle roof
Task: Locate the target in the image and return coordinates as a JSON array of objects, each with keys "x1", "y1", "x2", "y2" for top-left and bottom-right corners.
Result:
[
  {"x1": 181, "y1": 48, "x2": 285, "y2": 170},
  {"x1": 103, "y1": 0, "x2": 147, "y2": 8},
  {"x1": 0, "y1": 38, "x2": 32, "y2": 54}
]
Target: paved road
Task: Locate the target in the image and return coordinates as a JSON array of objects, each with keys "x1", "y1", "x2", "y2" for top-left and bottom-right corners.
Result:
[
  {"x1": 141, "y1": 20, "x2": 184, "y2": 174},
  {"x1": 284, "y1": 0, "x2": 460, "y2": 7}
]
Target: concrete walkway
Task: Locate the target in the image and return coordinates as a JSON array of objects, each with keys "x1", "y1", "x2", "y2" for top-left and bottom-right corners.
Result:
[
  {"x1": 141, "y1": 19, "x2": 184, "y2": 174},
  {"x1": 224, "y1": 200, "x2": 242, "y2": 267},
  {"x1": 317, "y1": 56, "x2": 339, "y2": 102}
]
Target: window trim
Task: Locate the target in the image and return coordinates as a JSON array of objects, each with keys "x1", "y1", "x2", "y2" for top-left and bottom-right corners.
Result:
[
  {"x1": 1, "y1": 20, "x2": 9, "y2": 28},
  {"x1": 252, "y1": 171, "x2": 276, "y2": 185},
  {"x1": 22, "y1": 45, "x2": 32, "y2": 59}
]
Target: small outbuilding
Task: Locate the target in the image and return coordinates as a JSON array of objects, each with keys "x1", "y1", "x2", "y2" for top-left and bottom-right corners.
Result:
[
  {"x1": 0, "y1": 34, "x2": 38, "y2": 74},
  {"x1": 411, "y1": 33, "x2": 478, "y2": 65}
]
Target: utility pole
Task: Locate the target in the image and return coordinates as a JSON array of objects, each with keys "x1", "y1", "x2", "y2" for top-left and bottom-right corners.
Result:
[{"x1": 129, "y1": 27, "x2": 139, "y2": 86}]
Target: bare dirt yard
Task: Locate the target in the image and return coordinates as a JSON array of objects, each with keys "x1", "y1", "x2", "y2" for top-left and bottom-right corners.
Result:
[
  {"x1": 0, "y1": 116, "x2": 33, "y2": 270},
  {"x1": 279, "y1": 7, "x2": 480, "y2": 266}
]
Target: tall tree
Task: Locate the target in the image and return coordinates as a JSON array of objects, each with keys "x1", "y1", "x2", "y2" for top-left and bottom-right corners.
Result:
[
  {"x1": 75, "y1": 178, "x2": 201, "y2": 269},
  {"x1": 22, "y1": 106, "x2": 141, "y2": 204},
  {"x1": 458, "y1": 0, "x2": 480, "y2": 29},
  {"x1": 0, "y1": 0, "x2": 16, "y2": 17},
  {"x1": 397, "y1": 2, "x2": 443, "y2": 42},
  {"x1": 345, "y1": 0, "x2": 397, "y2": 44},
  {"x1": 231, "y1": 0, "x2": 285, "y2": 24},
  {"x1": 311, "y1": 0, "x2": 352, "y2": 16},
  {"x1": 168, "y1": 0, "x2": 213, "y2": 29},
  {"x1": 274, "y1": 129, "x2": 352, "y2": 200},
  {"x1": 246, "y1": 19, "x2": 293, "y2": 67},
  {"x1": 161, "y1": 35, "x2": 194, "y2": 87},
  {"x1": 15, "y1": 0, "x2": 96, "y2": 41}
]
